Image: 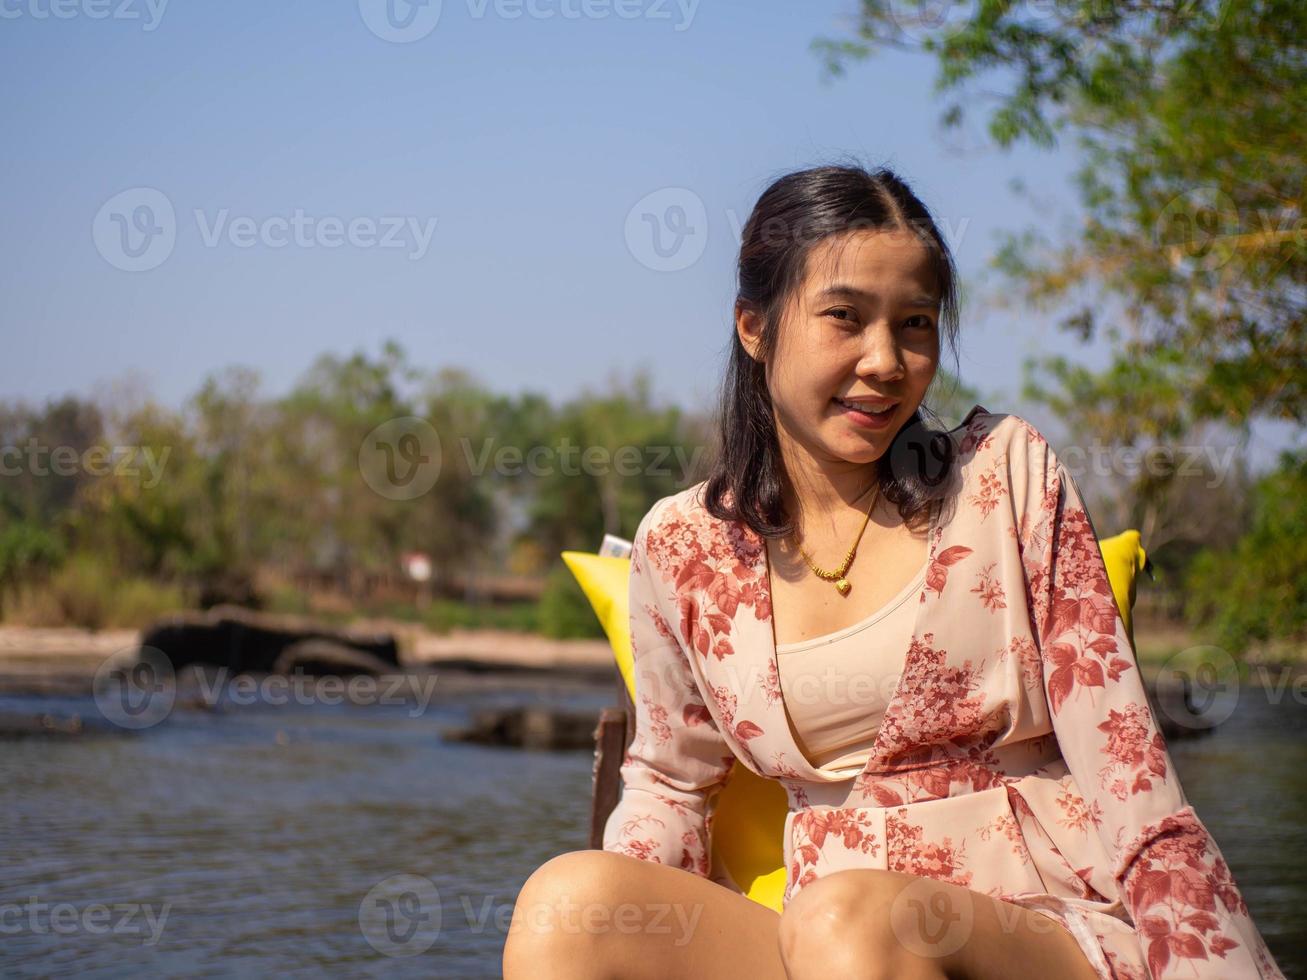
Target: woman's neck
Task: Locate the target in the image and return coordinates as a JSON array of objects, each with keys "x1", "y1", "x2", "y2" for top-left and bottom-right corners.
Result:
[{"x1": 778, "y1": 438, "x2": 880, "y2": 540}]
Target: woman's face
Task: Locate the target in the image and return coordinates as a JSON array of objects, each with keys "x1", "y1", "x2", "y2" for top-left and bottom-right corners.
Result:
[{"x1": 739, "y1": 228, "x2": 942, "y2": 475}]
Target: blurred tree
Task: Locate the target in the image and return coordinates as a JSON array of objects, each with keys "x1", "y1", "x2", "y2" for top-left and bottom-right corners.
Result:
[
  {"x1": 521, "y1": 367, "x2": 702, "y2": 556},
  {"x1": 77, "y1": 398, "x2": 196, "y2": 581},
  {"x1": 414, "y1": 366, "x2": 505, "y2": 598},
  {"x1": 0, "y1": 522, "x2": 64, "y2": 618},
  {"x1": 0, "y1": 396, "x2": 104, "y2": 526},
  {"x1": 187, "y1": 365, "x2": 278, "y2": 602},
  {"x1": 925, "y1": 366, "x2": 984, "y2": 427},
  {"x1": 1185, "y1": 450, "x2": 1307, "y2": 651},
  {"x1": 276, "y1": 339, "x2": 421, "y2": 594}
]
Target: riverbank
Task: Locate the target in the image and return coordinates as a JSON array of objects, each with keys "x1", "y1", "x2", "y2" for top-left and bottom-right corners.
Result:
[
  {"x1": 0, "y1": 622, "x2": 617, "y2": 698},
  {"x1": 1132, "y1": 618, "x2": 1307, "y2": 681}
]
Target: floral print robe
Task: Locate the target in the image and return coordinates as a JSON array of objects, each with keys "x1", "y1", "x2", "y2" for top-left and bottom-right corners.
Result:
[{"x1": 602, "y1": 405, "x2": 1284, "y2": 979}]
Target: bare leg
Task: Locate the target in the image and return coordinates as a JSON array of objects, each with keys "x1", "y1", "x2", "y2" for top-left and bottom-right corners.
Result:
[
  {"x1": 778, "y1": 868, "x2": 1101, "y2": 980},
  {"x1": 503, "y1": 850, "x2": 787, "y2": 980}
]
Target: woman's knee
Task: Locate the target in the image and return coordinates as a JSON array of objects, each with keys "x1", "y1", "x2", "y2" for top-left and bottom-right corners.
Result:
[
  {"x1": 504, "y1": 851, "x2": 616, "y2": 966},
  {"x1": 778, "y1": 871, "x2": 894, "y2": 973},
  {"x1": 510, "y1": 850, "x2": 619, "y2": 938},
  {"x1": 503, "y1": 850, "x2": 624, "y2": 973},
  {"x1": 778, "y1": 870, "x2": 945, "y2": 980}
]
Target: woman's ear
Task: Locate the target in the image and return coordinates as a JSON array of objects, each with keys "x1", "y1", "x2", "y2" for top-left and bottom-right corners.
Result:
[{"x1": 735, "y1": 303, "x2": 765, "y2": 362}]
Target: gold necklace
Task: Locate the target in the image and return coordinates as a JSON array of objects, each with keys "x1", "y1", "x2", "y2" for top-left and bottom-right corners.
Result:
[{"x1": 796, "y1": 481, "x2": 879, "y2": 596}]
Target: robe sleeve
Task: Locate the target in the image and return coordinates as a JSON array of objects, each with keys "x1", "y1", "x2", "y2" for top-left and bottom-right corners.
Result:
[
  {"x1": 1010, "y1": 421, "x2": 1284, "y2": 980},
  {"x1": 601, "y1": 503, "x2": 737, "y2": 878}
]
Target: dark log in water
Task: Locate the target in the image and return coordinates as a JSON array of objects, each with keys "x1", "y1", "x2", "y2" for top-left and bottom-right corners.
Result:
[
  {"x1": 138, "y1": 605, "x2": 399, "y2": 675},
  {"x1": 443, "y1": 706, "x2": 601, "y2": 750},
  {"x1": 0, "y1": 710, "x2": 123, "y2": 738}
]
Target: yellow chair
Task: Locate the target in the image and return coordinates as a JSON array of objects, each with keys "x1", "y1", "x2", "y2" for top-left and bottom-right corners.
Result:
[{"x1": 563, "y1": 529, "x2": 1150, "y2": 915}]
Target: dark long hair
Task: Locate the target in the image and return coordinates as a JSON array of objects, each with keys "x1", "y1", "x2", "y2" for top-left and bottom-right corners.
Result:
[{"x1": 703, "y1": 162, "x2": 962, "y2": 539}]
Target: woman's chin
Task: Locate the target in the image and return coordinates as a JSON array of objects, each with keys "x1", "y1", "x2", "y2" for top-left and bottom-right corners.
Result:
[{"x1": 824, "y1": 434, "x2": 886, "y2": 464}]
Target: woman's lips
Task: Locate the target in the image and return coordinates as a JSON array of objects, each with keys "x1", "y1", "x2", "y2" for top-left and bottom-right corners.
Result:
[{"x1": 832, "y1": 397, "x2": 897, "y2": 429}]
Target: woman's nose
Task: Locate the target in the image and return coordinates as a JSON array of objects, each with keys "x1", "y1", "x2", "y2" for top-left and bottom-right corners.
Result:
[{"x1": 855, "y1": 327, "x2": 905, "y2": 381}]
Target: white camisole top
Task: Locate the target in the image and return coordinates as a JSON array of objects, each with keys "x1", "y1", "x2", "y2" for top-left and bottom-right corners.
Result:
[{"x1": 776, "y1": 560, "x2": 927, "y2": 774}]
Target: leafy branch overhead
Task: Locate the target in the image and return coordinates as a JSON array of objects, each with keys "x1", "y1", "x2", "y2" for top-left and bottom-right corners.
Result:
[{"x1": 815, "y1": 0, "x2": 1304, "y2": 429}]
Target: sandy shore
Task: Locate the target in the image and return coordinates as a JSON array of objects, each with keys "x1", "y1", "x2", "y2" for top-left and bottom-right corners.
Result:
[{"x1": 378, "y1": 622, "x2": 613, "y2": 671}]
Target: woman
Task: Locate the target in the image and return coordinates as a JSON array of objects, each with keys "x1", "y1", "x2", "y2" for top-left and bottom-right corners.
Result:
[{"x1": 503, "y1": 164, "x2": 1284, "y2": 979}]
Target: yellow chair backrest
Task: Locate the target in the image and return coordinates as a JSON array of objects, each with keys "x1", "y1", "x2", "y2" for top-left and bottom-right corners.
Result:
[{"x1": 562, "y1": 528, "x2": 1148, "y2": 914}]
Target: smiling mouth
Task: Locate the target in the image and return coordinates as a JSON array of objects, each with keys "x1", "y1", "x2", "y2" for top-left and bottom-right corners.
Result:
[{"x1": 833, "y1": 397, "x2": 897, "y2": 415}]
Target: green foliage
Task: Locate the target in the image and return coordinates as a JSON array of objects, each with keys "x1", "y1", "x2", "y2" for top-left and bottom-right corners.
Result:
[
  {"x1": 421, "y1": 598, "x2": 540, "y2": 635},
  {"x1": 518, "y1": 370, "x2": 707, "y2": 559},
  {"x1": 263, "y1": 586, "x2": 315, "y2": 618},
  {"x1": 0, "y1": 396, "x2": 104, "y2": 525},
  {"x1": 0, "y1": 341, "x2": 707, "y2": 640},
  {"x1": 536, "y1": 562, "x2": 605, "y2": 640},
  {"x1": 110, "y1": 577, "x2": 189, "y2": 628},
  {"x1": 23, "y1": 553, "x2": 115, "y2": 628},
  {"x1": 1184, "y1": 451, "x2": 1307, "y2": 652},
  {"x1": 0, "y1": 522, "x2": 66, "y2": 615},
  {"x1": 6, "y1": 551, "x2": 185, "y2": 629}
]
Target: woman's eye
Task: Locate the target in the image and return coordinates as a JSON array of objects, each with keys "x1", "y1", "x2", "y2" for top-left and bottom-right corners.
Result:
[
  {"x1": 905, "y1": 315, "x2": 935, "y2": 329},
  {"x1": 825, "y1": 308, "x2": 857, "y2": 323}
]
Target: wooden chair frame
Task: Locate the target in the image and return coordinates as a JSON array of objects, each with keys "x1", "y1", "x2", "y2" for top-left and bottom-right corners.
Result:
[{"x1": 589, "y1": 673, "x2": 635, "y2": 848}]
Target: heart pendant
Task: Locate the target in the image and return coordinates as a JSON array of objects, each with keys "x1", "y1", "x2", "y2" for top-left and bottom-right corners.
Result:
[{"x1": 835, "y1": 578, "x2": 851, "y2": 596}]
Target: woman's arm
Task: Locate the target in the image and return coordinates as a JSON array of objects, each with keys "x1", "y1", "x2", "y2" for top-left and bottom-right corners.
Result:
[
  {"x1": 601, "y1": 502, "x2": 738, "y2": 877},
  {"x1": 1010, "y1": 421, "x2": 1285, "y2": 980}
]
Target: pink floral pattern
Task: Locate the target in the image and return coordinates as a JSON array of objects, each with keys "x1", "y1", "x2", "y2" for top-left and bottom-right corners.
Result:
[
  {"x1": 924, "y1": 544, "x2": 972, "y2": 598},
  {"x1": 969, "y1": 466, "x2": 1008, "y2": 521},
  {"x1": 995, "y1": 634, "x2": 1043, "y2": 694},
  {"x1": 887, "y1": 808, "x2": 974, "y2": 887},
  {"x1": 788, "y1": 807, "x2": 881, "y2": 892},
  {"x1": 971, "y1": 560, "x2": 1007, "y2": 611},
  {"x1": 602, "y1": 404, "x2": 1284, "y2": 979}
]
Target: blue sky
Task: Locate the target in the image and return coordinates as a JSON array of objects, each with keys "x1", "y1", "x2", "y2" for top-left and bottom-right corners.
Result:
[{"x1": 2, "y1": 0, "x2": 1291, "y2": 465}]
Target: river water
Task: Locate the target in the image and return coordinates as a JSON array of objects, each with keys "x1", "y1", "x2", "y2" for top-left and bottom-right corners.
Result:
[{"x1": 1, "y1": 674, "x2": 1303, "y2": 978}]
